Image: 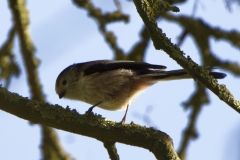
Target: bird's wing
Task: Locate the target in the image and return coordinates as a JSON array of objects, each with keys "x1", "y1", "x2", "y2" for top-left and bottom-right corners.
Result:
[{"x1": 78, "y1": 60, "x2": 166, "y2": 76}]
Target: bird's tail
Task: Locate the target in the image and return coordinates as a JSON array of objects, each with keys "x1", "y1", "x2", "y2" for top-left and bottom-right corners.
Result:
[{"x1": 140, "y1": 69, "x2": 227, "y2": 81}]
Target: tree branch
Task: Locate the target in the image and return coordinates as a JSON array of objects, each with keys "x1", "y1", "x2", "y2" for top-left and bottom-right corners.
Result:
[
  {"x1": 103, "y1": 141, "x2": 119, "y2": 160},
  {"x1": 0, "y1": 26, "x2": 20, "y2": 88},
  {"x1": 8, "y1": 0, "x2": 44, "y2": 101},
  {"x1": 73, "y1": 0, "x2": 129, "y2": 60},
  {"x1": 178, "y1": 83, "x2": 209, "y2": 159},
  {"x1": 133, "y1": 0, "x2": 240, "y2": 114},
  {"x1": 163, "y1": 13, "x2": 240, "y2": 75},
  {"x1": 127, "y1": 26, "x2": 151, "y2": 61},
  {"x1": 40, "y1": 126, "x2": 75, "y2": 160},
  {"x1": 0, "y1": 87, "x2": 180, "y2": 160},
  {"x1": 8, "y1": 0, "x2": 73, "y2": 159}
]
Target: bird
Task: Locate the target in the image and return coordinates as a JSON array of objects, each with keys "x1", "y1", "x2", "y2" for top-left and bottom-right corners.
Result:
[{"x1": 55, "y1": 60, "x2": 226, "y2": 123}]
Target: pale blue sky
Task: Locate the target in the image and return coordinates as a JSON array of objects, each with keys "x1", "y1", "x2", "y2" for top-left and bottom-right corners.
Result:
[{"x1": 0, "y1": 0, "x2": 240, "y2": 160}]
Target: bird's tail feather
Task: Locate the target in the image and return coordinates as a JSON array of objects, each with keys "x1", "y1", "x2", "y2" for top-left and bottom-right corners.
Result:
[{"x1": 142, "y1": 69, "x2": 226, "y2": 81}]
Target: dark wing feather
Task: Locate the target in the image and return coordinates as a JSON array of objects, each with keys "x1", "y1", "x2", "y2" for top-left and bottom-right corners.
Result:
[
  {"x1": 151, "y1": 69, "x2": 227, "y2": 80},
  {"x1": 81, "y1": 60, "x2": 166, "y2": 76}
]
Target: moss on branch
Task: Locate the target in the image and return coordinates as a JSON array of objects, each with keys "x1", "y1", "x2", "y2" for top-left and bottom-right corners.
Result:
[{"x1": 0, "y1": 87, "x2": 180, "y2": 160}]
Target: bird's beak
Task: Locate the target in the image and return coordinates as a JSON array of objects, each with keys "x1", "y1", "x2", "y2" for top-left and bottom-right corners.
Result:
[{"x1": 59, "y1": 91, "x2": 65, "y2": 99}]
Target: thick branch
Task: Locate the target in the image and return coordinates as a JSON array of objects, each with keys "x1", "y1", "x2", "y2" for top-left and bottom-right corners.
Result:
[
  {"x1": 133, "y1": 0, "x2": 240, "y2": 114},
  {"x1": 8, "y1": 0, "x2": 72, "y2": 159},
  {"x1": 8, "y1": 0, "x2": 44, "y2": 101},
  {"x1": 0, "y1": 87, "x2": 180, "y2": 160}
]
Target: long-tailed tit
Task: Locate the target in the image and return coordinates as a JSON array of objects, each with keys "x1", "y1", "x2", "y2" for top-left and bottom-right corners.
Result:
[{"x1": 55, "y1": 60, "x2": 226, "y2": 123}]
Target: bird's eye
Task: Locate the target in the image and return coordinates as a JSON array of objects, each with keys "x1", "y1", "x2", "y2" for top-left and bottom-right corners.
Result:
[{"x1": 62, "y1": 80, "x2": 67, "y2": 85}]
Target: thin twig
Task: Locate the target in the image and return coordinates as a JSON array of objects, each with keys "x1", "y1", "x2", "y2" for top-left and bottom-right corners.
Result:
[{"x1": 103, "y1": 141, "x2": 120, "y2": 160}]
